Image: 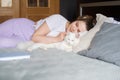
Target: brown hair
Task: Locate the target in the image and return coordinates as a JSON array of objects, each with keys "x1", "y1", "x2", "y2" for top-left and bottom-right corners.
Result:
[{"x1": 76, "y1": 15, "x2": 96, "y2": 31}]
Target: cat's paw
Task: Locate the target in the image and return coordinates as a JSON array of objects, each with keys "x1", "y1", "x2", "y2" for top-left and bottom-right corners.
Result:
[
  {"x1": 65, "y1": 49, "x2": 73, "y2": 52},
  {"x1": 42, "y1": 48, "x2": 48, "y2": 50},
  {"x1": 16, "y1": 42, "x2": 26, "y2": 50},
  {"x1": 27, "y1": 47, "x2": 33, "y2": 52}
]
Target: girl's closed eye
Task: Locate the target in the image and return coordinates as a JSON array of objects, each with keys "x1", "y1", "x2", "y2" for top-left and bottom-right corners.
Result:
[{"x1": 76, "y1": 22, "x2": 78, "y2": 26}]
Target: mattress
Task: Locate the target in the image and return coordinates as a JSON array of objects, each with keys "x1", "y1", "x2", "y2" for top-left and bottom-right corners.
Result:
[{"x1": 0, "y1": 48, "x2": 120, "y2": 80}]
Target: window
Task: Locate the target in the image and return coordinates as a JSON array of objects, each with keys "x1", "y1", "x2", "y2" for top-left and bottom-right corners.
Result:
[{"x1": 28, "y1": 0, "x2": 49, "y2": 7}]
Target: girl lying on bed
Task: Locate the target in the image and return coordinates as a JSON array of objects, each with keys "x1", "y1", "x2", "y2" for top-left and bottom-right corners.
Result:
[{"x1": 0, "y1": 14, "x2": 95, "y2": 48}]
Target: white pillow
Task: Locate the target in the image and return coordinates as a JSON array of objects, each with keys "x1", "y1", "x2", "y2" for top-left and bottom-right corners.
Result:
[
  {"x1": 73, "y1": 13, "x2": 114, "y2": 53},
  {"x1": 105, "y1": 17, "x2": 120, "y2": 24}
]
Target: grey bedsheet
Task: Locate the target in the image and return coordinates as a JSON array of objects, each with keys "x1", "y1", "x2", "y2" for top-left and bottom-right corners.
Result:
[{"x1": 0, "y1": 48, "x2": 120, "y2": 80}]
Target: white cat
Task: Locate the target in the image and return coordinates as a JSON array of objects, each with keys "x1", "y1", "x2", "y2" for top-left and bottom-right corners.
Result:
[{"x1": 17, "y1": 32, "x2": 87, "y2": 52}]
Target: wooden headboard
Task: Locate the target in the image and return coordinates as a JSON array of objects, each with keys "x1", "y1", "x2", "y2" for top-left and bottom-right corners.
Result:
[{"x1": 79, "y1": 1, "x2": 120, "y2": 21}]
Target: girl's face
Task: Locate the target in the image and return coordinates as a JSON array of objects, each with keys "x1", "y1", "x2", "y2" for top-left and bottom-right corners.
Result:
[{"x1": 67, "y1": 21, "x2": 87, "y2": 33}]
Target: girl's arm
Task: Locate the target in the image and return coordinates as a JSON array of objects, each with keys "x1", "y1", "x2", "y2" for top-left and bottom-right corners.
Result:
[{"x1": 32, "y1": 22, "x2": 66, "y2": 44}]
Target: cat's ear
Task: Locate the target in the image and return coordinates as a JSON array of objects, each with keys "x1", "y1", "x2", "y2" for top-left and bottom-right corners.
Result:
[
  {"x1": 75, "y1": 33, "x2": 80, "y2": 38},
  {"x1": 66, "y1": 30, "x2": 70, "y2": 34},
  {"x1": 79, "y1": 31, "x2": 88, "y2": 37},
  {"x1": 74, "y1": 30, "x2": 80, "y2": 38},
  {"x1": 66, "y1": 31, "x2": 72, "y2": 35}
]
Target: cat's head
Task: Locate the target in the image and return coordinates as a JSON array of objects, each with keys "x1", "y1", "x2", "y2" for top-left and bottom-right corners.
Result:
[{"x1": 64, "y1": 32, "x2": 80, "y2": 46}]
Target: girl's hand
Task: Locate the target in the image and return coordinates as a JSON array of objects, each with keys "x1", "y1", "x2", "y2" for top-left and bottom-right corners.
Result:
[{"x1": 57, "y1": 32, "x2": 66, "y2": 41}]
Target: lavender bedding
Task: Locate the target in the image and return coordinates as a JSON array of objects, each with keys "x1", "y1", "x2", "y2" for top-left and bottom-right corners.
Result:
[{"x1": 0, "y1": 18, "x2": 35, "y2": 48}]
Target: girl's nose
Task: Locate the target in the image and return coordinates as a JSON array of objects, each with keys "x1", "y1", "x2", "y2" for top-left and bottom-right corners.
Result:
[{"x1": 73, "y1": 27, "x2": 78, "y2": 32}]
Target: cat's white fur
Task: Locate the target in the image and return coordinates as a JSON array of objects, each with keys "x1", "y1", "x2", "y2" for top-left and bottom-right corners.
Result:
[{"x1": 17, "y1": 32, "x2": 87, "y2": 52}]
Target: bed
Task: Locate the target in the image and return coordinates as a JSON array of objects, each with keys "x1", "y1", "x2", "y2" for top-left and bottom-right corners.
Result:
[{"x1": 0, "y1": 1, "x2": 120, "y2": 80}]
